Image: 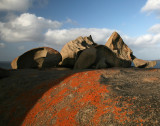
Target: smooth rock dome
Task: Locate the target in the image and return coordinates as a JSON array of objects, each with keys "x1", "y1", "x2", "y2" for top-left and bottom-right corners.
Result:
[{"x1": 11, "y1": 47, "x2": 62, "y2": 69}]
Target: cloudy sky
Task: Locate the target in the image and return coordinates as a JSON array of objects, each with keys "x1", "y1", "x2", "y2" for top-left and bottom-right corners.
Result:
[{"x1": 0, "y1": 0, "x2": 160, "y2": 61}]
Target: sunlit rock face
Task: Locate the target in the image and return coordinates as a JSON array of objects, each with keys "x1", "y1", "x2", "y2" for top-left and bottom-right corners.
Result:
[
  {"x1": 105, "y1": 32, "x2": 133, "y2": 61},
  {"x1": 105, "y1": 31, "x2": 156, "y2": 68}
]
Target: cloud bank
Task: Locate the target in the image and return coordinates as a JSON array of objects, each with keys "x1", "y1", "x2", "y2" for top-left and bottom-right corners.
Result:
[
  {"x1": 45, "y1": 28, "x2": 115, "y2": 45},
  {"x1": 0, "y1": 13, "x2": 62, "y2": 43},
  {"x1": 0, "y1": 12, "x2": 160, "y2": 51}
]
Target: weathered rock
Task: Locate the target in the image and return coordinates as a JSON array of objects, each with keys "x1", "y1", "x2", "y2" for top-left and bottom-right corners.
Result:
[
  {"x1": 74, "y1": 45, "x2": 131, "y2": 69},
  {"x1": 74, "y1": 47, "x2": 97, "y2": 69},
  {"x1": 105, "y1": 31, "x2": 133, "y2": 61},
  {"x1": 0, "y1": 67, "x2": 9, "y2": 79},
  {"x1": 105, "y1": 32, "x2": 157, "y2": 68},
  {"x1": 11, "y1": 57, "x2": 19, "y2": 69},
  {"x1": 0, "y1": 68, "x2": 159, "y2": 125},
  {"x1": 133, "y1": 58, "x2": 157, "y2": 68},
  {"x1": 95, "y1": 45, "x2": 132, "y2": 68},
  {"x1": 11, "y1": 47, "x2": 62, "y2": 69},
  {"x1": 60, "y1": 35, "x2": 97, "y2": 67}
]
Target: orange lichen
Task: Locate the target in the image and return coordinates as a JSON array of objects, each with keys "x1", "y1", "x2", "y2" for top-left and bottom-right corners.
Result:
[{"x1": 7, "y1": 70, "x2": 146, "y2": 125}]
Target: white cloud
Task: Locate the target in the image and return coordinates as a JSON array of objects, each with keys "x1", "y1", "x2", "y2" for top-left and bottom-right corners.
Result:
[
  {"x1": 43, "y1": 27, "x2": 160, "y2": 60},
  {"x1": 0, "y1": 0, "x2": 30, "y2": 11},
  {"x1": 1, "y1": 13, "x2": 160, "y2": 51},
  {"x1": 123, "y1": 33, "x2": 160, "y2": 47},
  {"x1": 0, "y1": 12, "x2": 160, "y2": 60},
  {"x1": 134, "y1": 34, "x2": 153, "y2": 45},
  {"x1": 141, "y1": 0, "x2": 160, "y2": 17},
  {"x1": 66, "y1": 18, "x2": 74, "y2": 24},
  {"x1": 64, "y1": 18, "x2": 78, "y2": 26},
  {"x1": 141, "y1": 0, "x2": 160, "y2": 12},
  {"x1": 122, "y1": 33, "x2": 160, "y2": 60},
  {"x1": 148, "y1": 24, "x2": 160, "y2": 34},
  {"x1": 0, "y1": 43, "x2": 5, "y2": 48},
  {"x1": 45, "y1": 28, "x2": 115, "y2": 45},
  {"x1": 0, "y1": 13, "x2": 62, "y2": 43},
  {"x1": 44, "y1": 27, "x2": 160, "y2": 48}
]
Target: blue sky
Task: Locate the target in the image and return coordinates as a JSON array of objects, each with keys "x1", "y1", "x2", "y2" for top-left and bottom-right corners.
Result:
[{"x1": 0, "y1": 0, "x2": 160, "y2": 61}]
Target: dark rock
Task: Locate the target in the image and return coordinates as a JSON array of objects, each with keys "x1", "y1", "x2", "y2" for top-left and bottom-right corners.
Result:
[
  {"x1": 11, "y1": 47, "x2": 62, "y2": 69},
  {"x1": 74, "y1": 45, "x2": 131, "y2": 69},
  {"x1": 0, "y1": 67, "x2": 9, "y2": 79},
  {"x1": 60, "y1": 35, "x2": 97, "y2": 67},
  {"x1": 74, "y1": 47, "x2": 97, "y2": 69},
  {"x1": 95, "y1": 45, "x2": 131, "y2": 68}
]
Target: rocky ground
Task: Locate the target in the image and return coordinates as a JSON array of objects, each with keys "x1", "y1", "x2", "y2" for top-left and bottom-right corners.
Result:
[{"x1": 0, "y1": 68, "x2": 160, "y2": 126}]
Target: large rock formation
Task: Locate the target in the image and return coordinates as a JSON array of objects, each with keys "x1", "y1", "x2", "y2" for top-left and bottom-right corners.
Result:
[
  {"x1": 60, "y1": 35, "x2": 97, "y2": 67},
  {"x1": 95, "y1": 45, "x2": 131, "y2": 68},
  {"x1": 0, "y1": 68, "x2": 159, "y2": 125},
  {"x1": 74, "y1": 45, "x2": 131, "y2": 69},
  {"x1": 105, "y1": 32, "x2": 156, "y2": 68},
  {"x1": 105, "y1": 31, "x2": 133, "y2": 61},
  {"x1": 11, "y1": 47, "x2": 62, "y2": 69}
]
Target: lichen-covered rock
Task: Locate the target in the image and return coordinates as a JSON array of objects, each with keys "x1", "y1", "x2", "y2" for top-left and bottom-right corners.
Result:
[
  {"x1": 0, "y1": 68, "x2": 159, "y2": 125},
  {"x1": 11, "y1": 47, "x2": 62, "y2": 69},
  {"x1": 60, "y1": 35, "x2": 97, "y2": 67}
]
